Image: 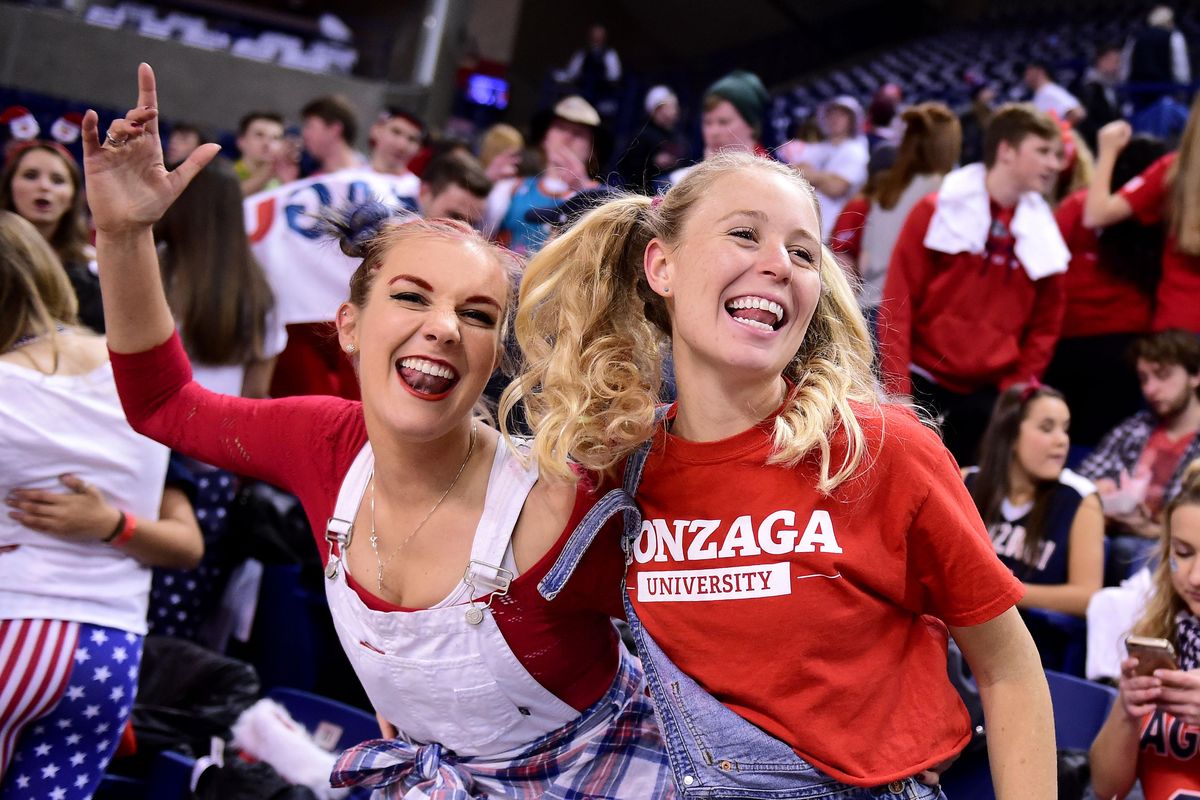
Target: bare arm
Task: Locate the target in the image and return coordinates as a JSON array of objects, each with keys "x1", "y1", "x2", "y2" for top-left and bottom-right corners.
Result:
[
  {"x1": 950, "y1": 607, "x2": 1056, "y2": 800},
  {"x1": 1018, "y1": 493, "x2": 1104, "y2": 616},
  {"x1": 1090, "y1": 656, "x2": 1161, "y2": 799},
  {"x1": 1084, "y1": 121, "x2": 1135, "y2": 229},
  {"x1": 239, "y1": 161, "x2": 277, "y2": 197},
  {"x1": 797, "y1": 165, "x2": 852, "y2": 199},
  {"x1": 6, "y1": 475, "x2": 203, "y2": 569}
]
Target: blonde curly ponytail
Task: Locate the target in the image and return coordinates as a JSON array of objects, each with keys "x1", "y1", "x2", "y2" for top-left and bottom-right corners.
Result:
[
  {"x1": 500, "y1": 195, "x2": 668, "y2": 479},
  {"x1": 504, "y1": 151, "x2": 880, "y2": 492}
]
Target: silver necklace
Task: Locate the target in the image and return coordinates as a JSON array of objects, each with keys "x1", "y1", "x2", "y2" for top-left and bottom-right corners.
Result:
[{"x1": 368, "y1": 422, "x2": 478, "y2": 592}]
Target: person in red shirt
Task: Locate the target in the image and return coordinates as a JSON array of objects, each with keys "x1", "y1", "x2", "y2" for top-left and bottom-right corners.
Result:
[
  {"x1": 1090, "y1": 460, "x2": 1200, "y2": 800},
  {"x1": 507, "y1": 151, "x2": 1055, "y2": 798},
  {"x1": 75, "y1": 64, "x2": 675, "y2": 798},
  {"x1": 1085, "y1": 94, "x2": 1200, "y2": 334},
  {"x1": 878, "y1": 104, "x2": 1069, "y2": 465},
  {"x1": 1044, "y1": 134, "x2": 1167, "y2": 446}
]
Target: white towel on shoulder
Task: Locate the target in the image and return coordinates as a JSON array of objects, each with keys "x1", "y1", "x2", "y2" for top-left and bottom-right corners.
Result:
[{"x1": 923, "y1": 163, "x2": 1070, "y2": 281}]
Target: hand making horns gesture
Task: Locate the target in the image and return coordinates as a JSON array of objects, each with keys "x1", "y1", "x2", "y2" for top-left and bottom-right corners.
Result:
[{"x1": 81, "y1": 62, "x2": 221, "y2": 233}]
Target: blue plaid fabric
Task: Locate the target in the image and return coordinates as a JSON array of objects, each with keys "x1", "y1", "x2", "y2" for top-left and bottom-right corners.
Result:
[{"x1": 330, "y1": 652, "x2": 675, "y2": 799}]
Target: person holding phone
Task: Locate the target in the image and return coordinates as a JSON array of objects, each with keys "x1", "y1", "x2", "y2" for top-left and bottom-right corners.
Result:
[{"x1": 1090, "y1": 459, "x2": 1200, "y2": 799}]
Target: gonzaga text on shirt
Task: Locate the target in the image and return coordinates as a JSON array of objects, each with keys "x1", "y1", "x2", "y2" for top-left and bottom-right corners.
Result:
[{"x1": 632, "y1": 509, "x2": 843, "y2": 602}]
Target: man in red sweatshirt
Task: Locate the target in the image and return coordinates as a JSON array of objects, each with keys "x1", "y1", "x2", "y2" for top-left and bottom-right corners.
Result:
[{"x1": 879, "y1": 104, "x2": 1069, "y2": 464}]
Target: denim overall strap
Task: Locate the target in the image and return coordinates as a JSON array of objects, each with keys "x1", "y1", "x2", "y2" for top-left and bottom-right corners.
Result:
[
  {"x1": 611, "y1": 421, "x2": 944, "y2": 799},
  {"x1": 537, "y1": 407, "x2": 669, "y2": 602},
  {"x1": 620, "y1": 587, "x2": 944, "y2": 799}
]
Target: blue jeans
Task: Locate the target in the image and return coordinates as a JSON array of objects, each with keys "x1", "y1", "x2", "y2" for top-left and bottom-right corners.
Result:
[{"x1": 538, "y1": 428, "x2": 949, "y2": 799}]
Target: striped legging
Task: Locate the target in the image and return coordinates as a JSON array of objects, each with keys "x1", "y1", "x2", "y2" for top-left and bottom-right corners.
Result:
[{"x1": 0, "y1": 619, "x2": 142, "y2": 800}]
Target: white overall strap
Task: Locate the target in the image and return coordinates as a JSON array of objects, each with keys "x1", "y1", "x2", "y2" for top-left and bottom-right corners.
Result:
[
  {"x1": 465, "y1": 436, "x2": 538, "y2": 588},
  {"x1": 325, "y1": 443, "x2": 375, "y2": 559}
]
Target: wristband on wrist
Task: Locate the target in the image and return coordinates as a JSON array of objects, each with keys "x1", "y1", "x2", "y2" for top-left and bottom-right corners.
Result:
[
  {"x1": 102, "y1": 511, "x2": 126, "y2": 542},
  {"x1": 103, "y1": 512, "x2": 137, "y2": 546}
]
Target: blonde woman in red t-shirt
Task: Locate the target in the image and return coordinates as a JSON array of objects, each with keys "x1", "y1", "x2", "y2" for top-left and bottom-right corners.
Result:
[
  {"x1": 1090, "y1": 460, "x2": 1200, "y2": 800},
  {"x1": 505, "y1": 151, "x2": 1055, "y2": 798},
  {"x1": 1085, "y1": 96, "x2": 1200, "y2": 333}
]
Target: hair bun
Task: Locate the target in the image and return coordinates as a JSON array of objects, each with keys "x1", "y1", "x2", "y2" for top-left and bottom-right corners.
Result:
[{"x1": 322, "y1": 200, "x2": 403, "y2": 259}]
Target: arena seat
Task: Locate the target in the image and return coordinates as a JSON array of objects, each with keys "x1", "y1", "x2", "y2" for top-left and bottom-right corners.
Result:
[
  {"x1": 1023, "y1": 607, "x2": 1089, "y2": 677},
  {"x1": 267, "y1": 686, "x2": 382, "y2": 753},
  {"x1": 940, "y1": 669, "x2": 1118, "y2": 800},
  {"x1": 1046, "y1": 669, "x2": 1119, "y2": 750}
]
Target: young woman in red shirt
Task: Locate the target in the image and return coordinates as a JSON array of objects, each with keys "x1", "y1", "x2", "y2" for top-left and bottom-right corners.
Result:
[
  {"x1": 1090, "y1": 460, "x2": 1200, "y2": 800},
  {"x1": 1086, "y1": 94, "x2": 1200, "y2": 334},
  {"x1": 506, "y1": 151, "x2": 1055, "y2": 798},
  {"x1": 78, "y1": 64, "x2": 673, "y2": 800}
]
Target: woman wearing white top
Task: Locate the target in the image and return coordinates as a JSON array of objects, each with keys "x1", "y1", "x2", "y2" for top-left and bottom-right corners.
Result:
[
  {"x1": 857, "y1": 103, "x2": 961, "y2": 326},
  {"x1": 0, "y1": 210, "x2": 202, "y2": 800}
]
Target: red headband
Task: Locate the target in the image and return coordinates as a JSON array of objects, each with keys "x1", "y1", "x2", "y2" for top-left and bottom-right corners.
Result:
[{"x1": 1018, "y1": 376, "x2": 1045, "y2": 404}]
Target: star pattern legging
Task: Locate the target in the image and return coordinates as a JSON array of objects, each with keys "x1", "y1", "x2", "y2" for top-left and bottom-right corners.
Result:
[{"x1": 0, "y1": 619, "x2": 143, "y2": 800}]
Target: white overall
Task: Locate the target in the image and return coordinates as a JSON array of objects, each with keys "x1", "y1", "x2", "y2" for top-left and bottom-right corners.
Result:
[{"x1": 322, "y1": 438, "x2": 584, "y2": 757}]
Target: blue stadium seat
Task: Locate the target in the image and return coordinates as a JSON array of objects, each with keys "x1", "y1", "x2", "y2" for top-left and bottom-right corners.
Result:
[
  {"x1": 147, "y1": 750, "x2": 197, "y2": 799},
  {"x1": 940, "y1": 670, "x2": 1117, "y2": 800},
  {"x1": 266, "y1": 686, "x2": 381, "y2": 753},
  {"x1": 1046, "y1": 669, "x2": 1118, "y2": 751},
  {"x1": 1023, "y1": 607, "x2": 1088, "y2": 677},
  {"x1": 94, "y1": 773, "x2": 147, "y2": 800}
]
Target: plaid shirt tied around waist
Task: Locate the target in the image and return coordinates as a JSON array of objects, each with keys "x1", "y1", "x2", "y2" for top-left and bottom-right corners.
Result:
[{"x1": 330, "y1": 651, "x2": 674, "y2": 799}]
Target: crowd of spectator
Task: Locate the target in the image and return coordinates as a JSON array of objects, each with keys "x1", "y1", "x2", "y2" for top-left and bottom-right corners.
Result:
[{"x1": 2, "y1": 2, "x2": 1200, "y2": 798}]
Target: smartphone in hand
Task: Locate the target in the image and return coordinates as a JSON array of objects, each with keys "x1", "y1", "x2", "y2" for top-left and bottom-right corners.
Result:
[{"x1": 1126, "y1": 635, "x2": 1179, "y2": 676}]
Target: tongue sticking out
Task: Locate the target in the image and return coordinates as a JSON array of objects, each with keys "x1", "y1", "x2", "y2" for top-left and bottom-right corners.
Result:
[
  {"x1": 728, "y1": 307, "x2": 778, "y2": 328},
  {"x1": 399, "y1": 366, "x2": 455, "y2": 396}
]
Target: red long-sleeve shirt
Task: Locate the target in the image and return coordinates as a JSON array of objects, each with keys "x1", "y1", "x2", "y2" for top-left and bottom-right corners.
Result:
[
  {"x1": 1055, "y1": 189, "x2": 1154, "y2": 338},
  {"x1": 109, "y1": 332, "x2": 625, "y2": 711},
  {"x1": 878, "y1": 195, "x2": 1066, "y2": 396}
]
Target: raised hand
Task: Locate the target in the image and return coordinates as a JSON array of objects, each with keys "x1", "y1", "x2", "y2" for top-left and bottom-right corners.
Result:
[
  {"x1": 1096, "y1": 120, "x2": 1132, "y2": 158},
  {"x1": 82, "y1": 62, "x2": 220, "y2": 233}
]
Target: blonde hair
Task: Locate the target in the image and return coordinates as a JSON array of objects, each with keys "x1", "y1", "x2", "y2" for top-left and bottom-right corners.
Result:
[
  {"x1": 1167, "y1": 93, "x2": 1200, "y2": 256},
  {"x1": 0, "y1": 210, "x2": 78, "y2": 364},
  {"x1": 479, "y1": 124, "x2": 525, "y2": 171},
  {"x1": 502, "y1": 152, "x2": 879, "y2": 492},
  {"x1": 1133, "y1": 460, "x2": 1200, "y2": 643},
  {"x1": 1054, "y1": 128, "x2": 1095, "y2": 204}
]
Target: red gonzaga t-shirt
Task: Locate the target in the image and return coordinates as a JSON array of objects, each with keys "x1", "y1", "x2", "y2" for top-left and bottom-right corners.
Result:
[
  {"x1": 1138, "y1": 709, "x2": 1200, "y2": 799},
  {"x1": 629, "y1": 401, "x2": 1024, "y2": 787},
  {"x1": 1119, "y1": 152, "x2": 1200, "y2": 333}
]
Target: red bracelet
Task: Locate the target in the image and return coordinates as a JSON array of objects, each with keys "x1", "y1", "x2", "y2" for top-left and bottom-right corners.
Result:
[{"x1": 110, "y1": 512, "x2": 137, "y2": 546}]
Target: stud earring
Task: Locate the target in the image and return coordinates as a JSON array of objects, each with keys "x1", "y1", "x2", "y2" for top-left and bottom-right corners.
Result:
[
  {"x1": 663, "y1": 286, "x2": 670, "y2": 294},
  {"x1": 345, "y1": 344, "x2": 357, "y2": 354}
]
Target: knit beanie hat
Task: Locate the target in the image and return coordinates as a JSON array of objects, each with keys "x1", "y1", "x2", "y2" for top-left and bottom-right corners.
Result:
[{"x1": 704, "y1": 70, "x2": 769, "y2": 130}]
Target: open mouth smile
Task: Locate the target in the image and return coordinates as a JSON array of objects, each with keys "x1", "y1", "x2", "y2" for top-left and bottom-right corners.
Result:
[
  {"x1": 725, "y1": 295, "x2": 786, "y2": 332},
  {"x1": 396, "y1": 356, "x2": 460, "y2": 400}
]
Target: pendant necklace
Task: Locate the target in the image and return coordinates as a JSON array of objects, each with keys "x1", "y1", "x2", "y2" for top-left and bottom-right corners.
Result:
[{"x1": 368, "y1": 422, "x2": 478, "y2": 592}]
